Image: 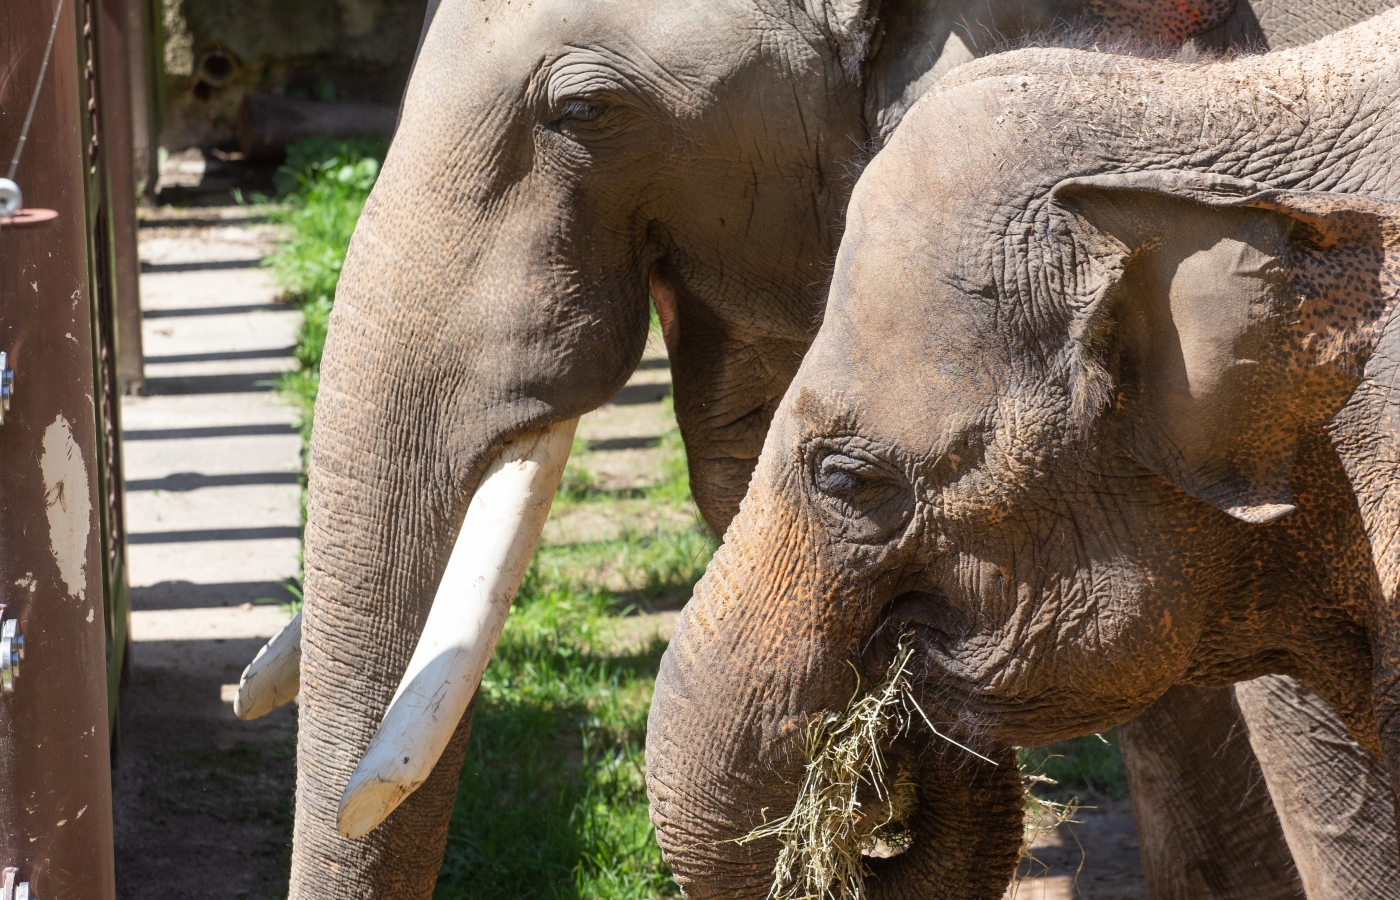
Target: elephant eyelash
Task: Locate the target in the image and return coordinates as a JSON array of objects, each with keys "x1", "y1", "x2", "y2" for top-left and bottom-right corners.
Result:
[{"x1": 558, "y1": 99, "x2": 603, "y2": 122}]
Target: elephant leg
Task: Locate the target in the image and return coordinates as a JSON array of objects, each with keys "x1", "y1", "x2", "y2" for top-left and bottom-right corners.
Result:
[
  {"x1": 1117, "y1": 684, "x2": 1304, "y2": 900},
  {"x1": 1234, "y1": 674, "x2": 1400, "y2": 899}
]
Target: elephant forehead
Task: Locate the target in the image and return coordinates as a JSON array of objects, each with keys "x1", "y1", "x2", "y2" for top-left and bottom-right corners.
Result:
[
  {"x1": 430, "y1": 0, "x2": 780, "y2": 84},
  {"x1": 805, "y1": 168, "x2": 1010, "y2": 448},
  {"x1": 802, "y1": 284, "x2": 1008, "y2": 455}
]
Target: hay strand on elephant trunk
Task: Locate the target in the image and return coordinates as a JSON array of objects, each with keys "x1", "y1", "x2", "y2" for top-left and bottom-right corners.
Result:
[{"x1": 739, "y1": 636, "x2": 1001, "y2": 900}]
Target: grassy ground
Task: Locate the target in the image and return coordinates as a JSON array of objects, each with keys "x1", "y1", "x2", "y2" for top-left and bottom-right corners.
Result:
[
  {"x1": 439, "y1": 399, "x2": 713, "y2": 898},
  {"x1": 1020, "y1": 732, "x2": 1128, "y2": 802},
  {"x1": 438, "y1": 453, "x2": 712, "y2": 899},
  {"x1": 263, "y1": 138, "x2": 1127, "y2": 897}
]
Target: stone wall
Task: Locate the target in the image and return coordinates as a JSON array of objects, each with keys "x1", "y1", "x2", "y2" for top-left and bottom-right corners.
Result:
[{"x1": 159, "y1": 0, "x2": 428, "y2": 151}]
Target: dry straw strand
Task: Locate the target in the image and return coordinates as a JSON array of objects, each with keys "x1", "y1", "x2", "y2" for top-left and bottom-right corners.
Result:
[
  {"x1": 741, "y1": 635, "x2": 1074, "y2": 900},
  {"x1": 740, "y1": 636, "x2": 984, "y2": 900}
]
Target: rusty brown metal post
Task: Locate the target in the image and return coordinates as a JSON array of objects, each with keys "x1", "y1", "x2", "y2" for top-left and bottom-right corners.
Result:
[
  {"x1": 99, "y1": 0, "x2": 145, "y2": 395},
  {"x1": 0, "y1": 0, "x2": 126, "y2": 893}
]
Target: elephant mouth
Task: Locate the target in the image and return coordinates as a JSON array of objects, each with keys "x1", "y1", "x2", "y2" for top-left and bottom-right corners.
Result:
[
  {"x1": 872, "y1": 591, "x2": 1115, "y2": 747},
  {"x1": 853, "y1": 753, "x2": 921, "y2": 859},
  {"x1": 879, "y1": 590, "x2": 970, "y2": 643},
  {"x1": 865, "y1": 592, "x2": 1010, "y2": 752},
  {"x1": 745, "y1": 631, "x2": 1011, "y2": 894}
]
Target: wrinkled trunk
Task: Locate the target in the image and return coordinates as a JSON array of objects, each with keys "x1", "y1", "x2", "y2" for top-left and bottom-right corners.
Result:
[
  {"x1": 287, "y1": 118, "x2": 650, "y2": 900},
  {"x1": 646, "y1": 452, "x2": 1026, "y2": 898},
  {"x1": 290, "y1": 298, "x2": 479, "y2": 896}
]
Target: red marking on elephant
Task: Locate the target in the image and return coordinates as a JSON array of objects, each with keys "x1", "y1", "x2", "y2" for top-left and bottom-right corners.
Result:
[{"x1": 1172, "y1": 0, "x2": 1201, "y2": 24}]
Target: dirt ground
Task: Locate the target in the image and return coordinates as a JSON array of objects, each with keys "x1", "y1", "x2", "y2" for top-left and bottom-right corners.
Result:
[
  {"x1": 113, "y1": 636, "x2": 298, "y2": 898},
  {"x1": 110, "y1": 170, "x2": 1149, "y2": 898},
  {"x1": 1010, "y1": 801, "x2": 1150, "y2": 900}
]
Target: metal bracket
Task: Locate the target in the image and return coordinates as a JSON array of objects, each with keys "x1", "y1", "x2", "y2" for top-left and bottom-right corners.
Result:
[
  {"x1": 0, "y1": 352, "x2": 14, "y2": 425},
  {"x1": 0, "y1": 606, "x2": 23, "y2": 693},
  {"x1": 0, "y1": 180, "x2": 20, "y2": 218},
  {"x1": 1, "y1": 867, "x2": 31, "y2": 900}
]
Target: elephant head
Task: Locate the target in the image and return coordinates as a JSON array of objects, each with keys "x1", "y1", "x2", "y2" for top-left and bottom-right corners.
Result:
[
  {"x1": 647, "y1": 13, "x2": 1400, "y2": 896},
  {"x1": 243, "y1": 0, "x2": 1298, "y2": 895}
]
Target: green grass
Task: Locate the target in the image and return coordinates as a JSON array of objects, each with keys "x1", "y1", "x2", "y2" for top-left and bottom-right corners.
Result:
[
  {"x1": 436, "y1": 578, "x2": 681, "y2": 898},
  {"x1": 1018, "y1": 732, "x2": 1128, "y2": 801},
  {"x1": 438, "y1": 426, "x2": 712, "y2": 897}
]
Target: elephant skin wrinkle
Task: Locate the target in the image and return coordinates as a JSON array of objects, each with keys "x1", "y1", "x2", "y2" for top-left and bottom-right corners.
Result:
[{"x1": 649, "y1": 8, "x2": 1400, "y2": 900}]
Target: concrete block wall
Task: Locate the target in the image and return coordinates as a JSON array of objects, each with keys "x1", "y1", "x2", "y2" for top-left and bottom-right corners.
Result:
[{"x1": 157, "y1": 0, "x2": 428, "y2": 150}]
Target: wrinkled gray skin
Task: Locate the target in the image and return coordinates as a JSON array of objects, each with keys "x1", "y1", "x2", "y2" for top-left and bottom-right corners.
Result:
[
  {"x1": 294, "y1": 0, "x2": 1396, "y2": 894},
  {"x1": 647, "y1": 11, "x2": 1400, "y2": 898}
]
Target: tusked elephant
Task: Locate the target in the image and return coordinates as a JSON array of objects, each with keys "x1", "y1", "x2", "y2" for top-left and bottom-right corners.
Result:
[
  {"x1": 226, "y1": 0, "x2": 1398, "y2": 895},
  {"x1": 646, "y1": 9, "x2": 1400, "y2": 898}
]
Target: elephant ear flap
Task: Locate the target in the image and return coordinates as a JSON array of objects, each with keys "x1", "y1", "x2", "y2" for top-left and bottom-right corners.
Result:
[{"x1": 1052, "y1": 171, "x2": 1400, "y2": 526}]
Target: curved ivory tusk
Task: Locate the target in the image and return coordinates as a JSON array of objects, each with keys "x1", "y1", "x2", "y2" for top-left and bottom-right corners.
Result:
[
  {"x1": 233, "y1": 610, "x2": 303, "y2": 719},
  {"x1": 336, "y1": 418, "x2": 578, "y2": 839}
]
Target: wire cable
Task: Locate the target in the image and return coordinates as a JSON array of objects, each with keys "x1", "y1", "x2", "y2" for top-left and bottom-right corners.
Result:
[{"x1": 7, "y1": 0, "x2": 67, "y2": 181}]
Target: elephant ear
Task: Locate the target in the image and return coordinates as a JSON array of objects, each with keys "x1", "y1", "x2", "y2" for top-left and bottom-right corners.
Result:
[
  {"x1": 1051, "y1": 170, "x2": 1400, "y2": 525},
  {"x1": 854, "y1": 0, "x2": 1239, "y2": 142}
]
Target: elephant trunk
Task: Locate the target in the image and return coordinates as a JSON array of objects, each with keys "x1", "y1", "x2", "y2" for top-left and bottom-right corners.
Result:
[
  {"x1": 645, "y1": 455, "x2": 1027, "y2": 899},
  {"x1": 288, "y1": 138, "x2": 649, "y2": 898},
  {"x1": 290, "y1": 306, "x2": 479, "y2": 896}
]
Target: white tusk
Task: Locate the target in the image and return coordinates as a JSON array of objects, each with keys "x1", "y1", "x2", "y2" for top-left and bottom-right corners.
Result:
[
  {"x1": 233, "y1": 610, "x2": 302, "y2": 719},
  {"x1": 336, "y1": 418, "x2": 578, "y2": 839}
]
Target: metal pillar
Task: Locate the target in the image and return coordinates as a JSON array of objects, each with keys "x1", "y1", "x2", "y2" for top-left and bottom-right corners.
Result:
[
  {"x1": 0, "y1": 0, "x2": 131, "y2": 892},
  {"x1": 101, "y1": 0, "x2": 145, "y2": 395}
]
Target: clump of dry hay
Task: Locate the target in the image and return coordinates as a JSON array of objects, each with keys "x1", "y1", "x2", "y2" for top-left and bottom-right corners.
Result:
[
  {"x1": 740, "y1": 637, "x2": 998, "y2": 900},
  {"x1": 742, "y1": 636, "x2": 1079, "y2": 900},
  {"x1": 1017, "y1": 771, "x2": 1081, "y2": 875},
  {"x1": 1012, "y1": 754, "x2": 1083, "y2": 893}
]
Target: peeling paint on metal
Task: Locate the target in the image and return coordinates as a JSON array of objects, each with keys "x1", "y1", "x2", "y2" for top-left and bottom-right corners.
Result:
[{"x1": 41, "y1": 414, "x2": 92, "y2": 601}]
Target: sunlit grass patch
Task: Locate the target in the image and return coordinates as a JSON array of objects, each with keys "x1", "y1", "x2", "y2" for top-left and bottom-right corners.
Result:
[
  {"x1": 1017, "y1": 732, "x2": 1128, "y2": 802},
  {"x1": 533, "y1": 526, "x2": 717, "y2": 607},
  {"x1": 557, "y1": 396, "x2": 694, "y2": 508},
  {"x1": 435, "y1": 580, "x2": 680, "y2": 899},
  {"x1": 436, "y1": 409, "x2": 701, "y2": 898}
]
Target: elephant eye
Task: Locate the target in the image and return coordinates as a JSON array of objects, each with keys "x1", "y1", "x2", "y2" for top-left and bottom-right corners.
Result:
[
  {"x1": 818, "y1": 459, "x2": 867, "y2": 500},
  {"x1": 810, "y1": 448, "x2": 914, "y2": 543}
]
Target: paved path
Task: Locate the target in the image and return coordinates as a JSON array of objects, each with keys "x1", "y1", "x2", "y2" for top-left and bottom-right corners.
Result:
[{"x1": 112, "y1": 208, "x2": 302, "y2": 899}]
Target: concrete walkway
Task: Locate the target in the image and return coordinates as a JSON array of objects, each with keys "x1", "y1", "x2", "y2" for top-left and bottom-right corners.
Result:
[{"x1": 112, "y1": 208, "x2": 302, "y2": 899}]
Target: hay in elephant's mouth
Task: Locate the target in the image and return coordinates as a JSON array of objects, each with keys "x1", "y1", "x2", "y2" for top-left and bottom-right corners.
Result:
[
  {"x1": 739, "y1": 636, "x2": 1001, "y2": 900},
  {"x1": 740, "y1": 636, "x2": 1077, "y2": 900}
]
